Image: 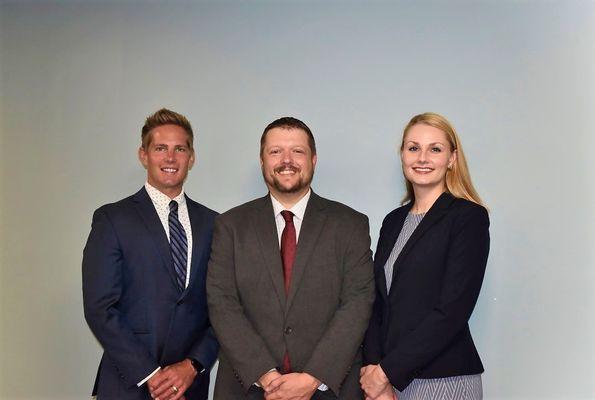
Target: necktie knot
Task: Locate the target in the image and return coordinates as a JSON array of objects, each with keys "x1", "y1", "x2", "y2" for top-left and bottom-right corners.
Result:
[
  {"x1": 281, "y1": 210, "x2": 294, "y2": 224},
  {"x1": 169, "y1": 200, "x2": 179, "y2": 213}
]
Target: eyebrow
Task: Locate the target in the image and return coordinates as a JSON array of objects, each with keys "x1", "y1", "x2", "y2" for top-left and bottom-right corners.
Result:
[
  {"x1": 153, "y1": 143, "x2": 188, "y2": 147},
  {"x1": 405, "y1": 141, "x2": 446, "y2": 146}
]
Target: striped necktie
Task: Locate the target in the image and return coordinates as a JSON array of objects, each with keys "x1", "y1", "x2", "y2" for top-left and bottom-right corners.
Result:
[{"x1": 169, "y1": 200, "x2": 187, "y2": 291}]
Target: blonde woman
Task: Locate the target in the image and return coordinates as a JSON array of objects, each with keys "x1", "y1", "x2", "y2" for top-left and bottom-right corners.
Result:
[{"x1": 361, "y1": 113, "x2": 489, "y2": 400}]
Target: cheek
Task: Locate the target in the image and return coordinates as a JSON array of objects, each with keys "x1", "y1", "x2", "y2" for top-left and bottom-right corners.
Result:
[
  {"x1": 263, "y1": 161, "x2": 276, "y2": 173},
  {"x1": 401, "y1": 153, "x2": 414, "y2": 166},
  {"x1": 437, "y1": 154, "x2": 452, "y2": 166}
]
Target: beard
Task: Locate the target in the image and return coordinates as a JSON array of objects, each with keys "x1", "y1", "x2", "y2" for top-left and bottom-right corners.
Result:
[{"x1": 262, "y1": 163, "x2": 314, "y2": 194}]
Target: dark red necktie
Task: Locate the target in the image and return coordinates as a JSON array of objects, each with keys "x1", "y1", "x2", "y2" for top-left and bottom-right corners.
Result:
[{"x1": 280, "y1": 210, "x2": 296, "y2": 372}]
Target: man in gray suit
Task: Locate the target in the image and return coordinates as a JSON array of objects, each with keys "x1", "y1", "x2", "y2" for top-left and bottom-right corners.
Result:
[{"x1": 207, "y1": 117, "x2": 375, "y2": 399}]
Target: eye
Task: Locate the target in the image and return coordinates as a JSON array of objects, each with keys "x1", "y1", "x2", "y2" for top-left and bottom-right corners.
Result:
[
  {"x1": 175, "y1": 147, "x2": 187, "y2": 152},
  {"x1": 269, "y1": 149, "x2": 281, "y2": 155},
  {"x1": 293, "y1": 148, "x2": 305, "y2": 154},
  {"x1": 407, "y1": 146, "x2": 419, "y2": 152},
  {"x1": 155, "y1": 145, "x2": 166, "y2": 152},
  {"x1": 431, "y1": 147, "x2": 442, "y2": 153}
]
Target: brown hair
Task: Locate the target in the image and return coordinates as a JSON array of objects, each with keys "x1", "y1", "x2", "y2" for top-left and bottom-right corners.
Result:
[
  {"x1": 141, "y1": 108, "x2": 194, "y2": 149},
  {"x1": 400, "y1": 112, "x2": 484, "y2": 206},
  {"x1": 260, "y1": 117, "x2": 316, "y2": 157}
]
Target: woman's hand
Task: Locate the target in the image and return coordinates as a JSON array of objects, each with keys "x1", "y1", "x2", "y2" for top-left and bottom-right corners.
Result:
[{"x1": 360, "y1": 364, "x2": 391, "y2": 399}]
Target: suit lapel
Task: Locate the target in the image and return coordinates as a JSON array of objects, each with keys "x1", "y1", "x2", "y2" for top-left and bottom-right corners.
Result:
[
  {"x1": 253, "y1": 195, "x2": 287, "y2": 310},
  {"x1": 179, "y1": 198, "x2": 206, "y2": 301},
  {"x1": 285, "y1": 192, "x2": 327, "y2": 312},
  {"x1": 375, "y1": 204, "x2": 411, "y2": 300},
  {"x1": 389, "y1": 192, "x2": 455, "y2": 294},
  {"x1": 133, "y1": 187, "x2": 179, "y2": 290}
]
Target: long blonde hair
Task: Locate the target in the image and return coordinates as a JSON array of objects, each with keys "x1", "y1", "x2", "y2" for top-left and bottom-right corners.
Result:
[{"x1": 400, "y1": 112, "x2": 484, "y2": 207}]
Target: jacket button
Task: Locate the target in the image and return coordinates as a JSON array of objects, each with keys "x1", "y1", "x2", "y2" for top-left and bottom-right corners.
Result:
[{"x1": 284, "y1": 327, "x2": 293, "y2": 335}]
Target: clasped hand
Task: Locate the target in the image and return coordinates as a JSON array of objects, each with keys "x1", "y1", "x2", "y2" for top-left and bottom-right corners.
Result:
[
  {"x1": 259, "y1": 370, "x2": 320, "y2": 400},
  {"x1": 147, "y1": 359, "x2": 197, "y2": 400},
  {"x1": 360, "y1": 364, "x2": 397, "y2": 400}
]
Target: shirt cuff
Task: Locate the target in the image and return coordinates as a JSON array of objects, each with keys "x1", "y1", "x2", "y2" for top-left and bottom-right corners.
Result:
[
  {"x1": 137, "y1": 367, "x2": 161, "y2": 387},
  {"x1": 254, "y1": 368, "x2": 278, "y2": 387},
  {"x1": 253, "y1": 370, "x2": 327, "y2": 391}
]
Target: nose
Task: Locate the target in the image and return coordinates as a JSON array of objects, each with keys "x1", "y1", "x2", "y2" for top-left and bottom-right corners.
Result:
[
  {"x1": 166, "y1": 149, "x2": 176, "y2": 162},
  {"x1": 281, "y1": 150, "x2": 293, "y2": 163},
  {"x1": 418, "y1": 149, "x2": 428, "y2": 163}
]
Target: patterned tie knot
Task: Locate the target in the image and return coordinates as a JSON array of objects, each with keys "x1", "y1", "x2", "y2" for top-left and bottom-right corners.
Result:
[
  {"x1": 169, "y1": 200, "x2": 178, "y2": 213},
  {"x1": 281, "y1": 210, "x2": 294, "y2": 224}
]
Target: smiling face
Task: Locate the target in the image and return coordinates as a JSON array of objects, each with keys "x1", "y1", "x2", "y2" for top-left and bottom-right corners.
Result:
[
  {"x1": 401, "y1": 123, "x2": 456, "y2": 193},
  {"x1": 138, "y1": 124, "x2": 195, "y2": 198},
  {"x1": 260, "y1": 127, "x2": 317, "y2": 203}
]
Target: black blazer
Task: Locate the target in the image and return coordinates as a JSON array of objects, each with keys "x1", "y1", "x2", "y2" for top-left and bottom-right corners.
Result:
[
  {"x1": 83, "y1": 187, "x2": 219, "y2": 399},
  {"x1": 363, "y1": 192, "x2": 490, "y2": 391}
]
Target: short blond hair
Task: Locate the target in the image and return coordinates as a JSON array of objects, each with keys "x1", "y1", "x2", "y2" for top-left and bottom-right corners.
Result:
[
  {"x1": 141, "y1": 108, "x2": 194, "y2": 149},
  {"x1": 400, "y1": 112, "x2": 484, "y2": 207}
]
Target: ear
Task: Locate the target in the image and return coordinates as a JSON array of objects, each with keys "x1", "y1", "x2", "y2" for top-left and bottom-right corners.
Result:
[
  {"x1": 188, "y1": 150, "x2": 196, "y2": 170},
  {"x1": 449, "y1": 149, "x2": 457, "y2": 169},
  {"x1": 138, "y1": 147, "x2": 148, "y2": 169},
  {"x1": 312, "y1": 154, "x2": 317, "y2": 168}
]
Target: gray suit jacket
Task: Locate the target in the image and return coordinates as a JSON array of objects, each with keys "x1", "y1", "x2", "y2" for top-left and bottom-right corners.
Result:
[{"x1": 207, "y1": 191, "x2": 375, "y2": 399}]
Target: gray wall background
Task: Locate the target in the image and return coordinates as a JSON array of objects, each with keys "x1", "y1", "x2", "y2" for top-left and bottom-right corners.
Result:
[{"x1": 1, "y1": 1, "x2": 594, "y2": 399}]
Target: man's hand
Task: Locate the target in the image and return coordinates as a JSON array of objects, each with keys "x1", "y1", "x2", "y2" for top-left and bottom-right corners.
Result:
[
  {"x1": 360, "y1": 364, "x2": 390, "y2": 399},
  {"x1": 264, "y1": 372, "x2": 320, "y2": 400},
  {"x1": 148, "y1": 359, "x2": 197, "y2": 400},
  {"x1": 259, "y1": 369, "x2": 283, "y2": 392}
]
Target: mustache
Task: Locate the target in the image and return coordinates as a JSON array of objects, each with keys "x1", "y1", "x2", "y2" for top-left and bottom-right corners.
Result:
[{"x1": 274, "y1": 164, "x2": 300, "y2": 173}]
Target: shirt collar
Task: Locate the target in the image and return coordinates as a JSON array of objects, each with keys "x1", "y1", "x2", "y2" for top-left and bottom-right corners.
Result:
[
  {"x1": 270, "y1": 189, "x2": 311, "y2": 221},
  {"x1": 145, "y1": 182, "x2": 186, "y2": 206}
]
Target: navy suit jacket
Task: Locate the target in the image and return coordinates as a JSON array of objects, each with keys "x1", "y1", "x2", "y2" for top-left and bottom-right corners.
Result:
[
  {"x1": 83, "y1": 187, "x2": 218, "y2": 400},
  {"x1": 363, "y1": 192, "x2": 490, "y2": 391}
]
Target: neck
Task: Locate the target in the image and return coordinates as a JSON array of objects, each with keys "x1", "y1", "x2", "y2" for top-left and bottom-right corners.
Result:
[
  {"x1": 411, "y1": 184, "x2": 445, "y2": 214},
  {"x1": 147, "y1": 181, "x2": 182, "y2": 200},
  {"x1": 270, "y1": 187, "x2": 310, "y2": 209}
]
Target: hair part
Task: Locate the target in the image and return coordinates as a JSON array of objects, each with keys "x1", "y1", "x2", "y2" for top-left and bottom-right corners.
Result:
[
  {"x1": 260, "y1": 117, "x2": 317, "y2": 157},
  {"x1": 400, "y1": 112, "x2": 484, "y2": 207},
  {"x1": 141, "y1": 108, "x2": 194, "y2": 150}
]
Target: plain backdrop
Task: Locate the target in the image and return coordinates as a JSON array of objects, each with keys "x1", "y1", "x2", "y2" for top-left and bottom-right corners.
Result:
[{"x1": 1, "y1": 1, "x2": 594, "y2": 399}]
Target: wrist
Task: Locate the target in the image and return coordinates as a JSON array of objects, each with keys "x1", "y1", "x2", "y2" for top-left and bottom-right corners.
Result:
[
  {"x1": 303, "y1": 373, "x2": 321, "y2": 390},
  {"x1": 376, "y1": 365, "x2": 389, "y2": 384},
  {"x1": 258, "y1": 369, "x2": 281, "y2": 387},
  {"x1": 186, "y1": 358, "x2": 202, "y2": 377}
]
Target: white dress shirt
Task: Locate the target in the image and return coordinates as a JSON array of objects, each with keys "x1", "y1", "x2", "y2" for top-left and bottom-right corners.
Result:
[{"x1": 270, "y1": 189, "x2": 311, "y2": 246}]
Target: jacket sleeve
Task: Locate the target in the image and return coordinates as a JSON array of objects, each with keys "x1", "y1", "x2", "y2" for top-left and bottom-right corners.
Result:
[
  {"x1": 380, "y1": 206, "x2": 490, "y2": 391},
  {"x1": 187, "y1": 212, "x2": 220, "y2": 371},
  {"x1": 302, "y1": 215, "x2": 376, "y2": 395},
  {"x1": 206, "y1": 216, "x2": 278, "y2": 392},
  {"x1": 82, "y1": 208, "x2": 159, "y2": 388},
  {"x1": 187, "y1": 325, "x2": 219, "y2": 371},
  {"x1": 363, "y1": 217, "x2": 391, "y2": 365},
  {"x1": 363, "y1": 291, "x2": 384, "y2": 365}
]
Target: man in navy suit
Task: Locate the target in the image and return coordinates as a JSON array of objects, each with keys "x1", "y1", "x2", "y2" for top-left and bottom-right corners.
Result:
[{"x1": 83, "y1": 108, "x2": 218, "y2": 400}]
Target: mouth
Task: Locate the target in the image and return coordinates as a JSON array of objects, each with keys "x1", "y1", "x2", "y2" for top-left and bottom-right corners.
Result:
[
  {"x1": 161, "y1": 167, "x2": 179, "y2": 174},
  {"x1": 274, "y1": 165, "x2": 299, "y2": 176},
  {"x1": 412, "y1": 167, "x2": 434, "y2": 173}
]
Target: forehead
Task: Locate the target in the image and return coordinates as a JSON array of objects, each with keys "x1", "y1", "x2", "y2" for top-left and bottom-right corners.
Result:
[
  {"x1": 405, "y1": 123, "x2": 449, "y2": 144},
  {"x1": 148, "y1": 124, "x2": 190, "y2": 145},
  {"x1": 264, "y1": 127, "x2": 310, "y2": 147}
]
